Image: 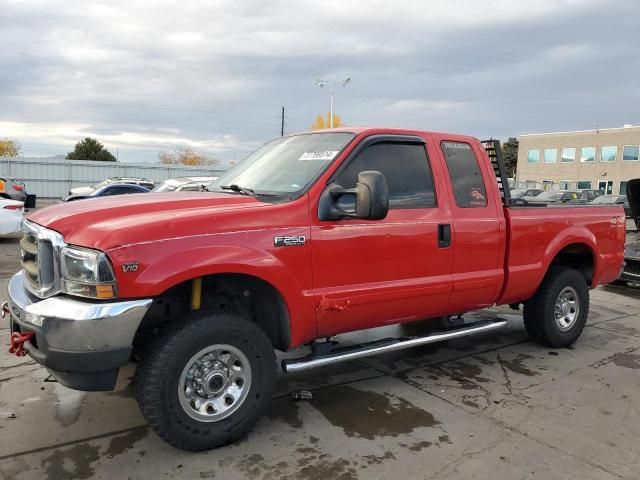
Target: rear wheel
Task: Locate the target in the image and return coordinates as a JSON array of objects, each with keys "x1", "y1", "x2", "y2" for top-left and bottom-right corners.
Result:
[
  {"x1": 523, "y1": 266, "x2": 589, "y2": 347},
  {"x1": 136, "y1": 311, "x2": 276, "y2": 451}
]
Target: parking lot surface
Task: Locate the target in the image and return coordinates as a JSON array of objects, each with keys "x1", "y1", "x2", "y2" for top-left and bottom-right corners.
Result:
[{"x1": 0, "y1": 234, "x2": 639, "y2": 479}]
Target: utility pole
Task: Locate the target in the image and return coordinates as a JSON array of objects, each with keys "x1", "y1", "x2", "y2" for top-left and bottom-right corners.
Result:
[{"x1": 281, "y1": 106, "x2": 285, "y2": 137}]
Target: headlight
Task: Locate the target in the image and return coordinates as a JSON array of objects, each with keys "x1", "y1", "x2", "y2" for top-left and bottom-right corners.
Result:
[{"x1": 61, "y1": 246, "x2": 117, "y2": 299}]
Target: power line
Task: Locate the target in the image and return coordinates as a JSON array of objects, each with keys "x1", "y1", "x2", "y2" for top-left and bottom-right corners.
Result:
[
  {"x1": 0, "y1": 113, "x2": 289, "y2": 135},
  {"x1": 0, "y1": 82, "x2": 286, "y2": 109},
  {"x1": 0, "y1": 94, "x2": 285, "y2": 120}
]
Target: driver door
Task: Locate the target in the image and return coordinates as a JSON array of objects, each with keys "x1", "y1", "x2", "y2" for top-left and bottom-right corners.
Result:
[{"x1": 311, "y1": 135, "x2": 454, "y2": 337}]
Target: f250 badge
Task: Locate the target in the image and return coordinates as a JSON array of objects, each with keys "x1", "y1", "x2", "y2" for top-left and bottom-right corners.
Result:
[
  {"x1": 610, "y1": 216, "x2": 625, "y2": 225},
  {"x1": 274, "y1": 235, "x2": 306, "y2": 247}
]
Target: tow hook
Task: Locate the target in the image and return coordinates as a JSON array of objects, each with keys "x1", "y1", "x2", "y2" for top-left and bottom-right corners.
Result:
[
  {"x1": 9, "y1": 332, "x2": 34, "y2": 357},
  {"x1": 1, "y1": 301, "x2": 9, "y2": 319}
]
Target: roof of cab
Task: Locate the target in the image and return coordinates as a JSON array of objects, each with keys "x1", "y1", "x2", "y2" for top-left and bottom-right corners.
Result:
[{"x1": 289, "y1": 127, "x2": 480, "y2": 142}]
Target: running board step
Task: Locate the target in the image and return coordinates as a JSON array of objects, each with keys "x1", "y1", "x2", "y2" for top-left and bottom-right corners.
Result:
[{"x1": 282, "y1": 319, "x2": 507, "y2": 374}]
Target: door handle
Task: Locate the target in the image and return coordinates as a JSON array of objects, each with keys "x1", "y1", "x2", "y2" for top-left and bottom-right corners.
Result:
[{"x1": 438, "y1": 224, "x2": 451, "y2": 248}]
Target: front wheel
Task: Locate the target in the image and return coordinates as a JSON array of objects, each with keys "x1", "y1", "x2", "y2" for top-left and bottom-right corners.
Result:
[
  {"x1": 136, "y1": 312, "x2": 276, "y2": 451},
  {"x1": 523, "y1": 266, "x2": 589, "y2": 347}
]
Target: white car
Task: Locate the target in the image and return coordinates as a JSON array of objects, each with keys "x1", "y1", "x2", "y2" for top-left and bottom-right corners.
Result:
[
  {"x1": 0, "y1": 199, "x2": 24, "y2": 235},
  {"x1": 152, "y1": 177, "x2": 219, "y2": 193}
]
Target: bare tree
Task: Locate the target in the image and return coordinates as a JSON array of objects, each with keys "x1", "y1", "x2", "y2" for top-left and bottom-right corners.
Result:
[
  {"x1": 0, "y1": 139, "x2": 22, "y2": 157},
  {"x1": 159, "y1": 147, "x2": 219, "y2": 167}
]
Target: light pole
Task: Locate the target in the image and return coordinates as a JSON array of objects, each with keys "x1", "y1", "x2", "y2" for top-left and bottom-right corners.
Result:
[{"x1": 315, "y1": 77, "x2": 351, "y2": 128}]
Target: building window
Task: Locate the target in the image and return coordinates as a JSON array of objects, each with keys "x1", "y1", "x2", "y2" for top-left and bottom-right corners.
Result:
[
  {"x1": 601, "y1": 145, "x2": 617, "y2": 162},
  {"x1": 577, "y1": 180, "x2": 592, "y2": 189},
  {"x1": 560, "y1": 180, "x2": 572, "y2": 190},
  {"x1": 543, "y1": 180, "x2": 554, "y2": 191},
  {"x1": 561, "y1": 148, "x2": 576, "y2": 163},
  {"x1": 623, "y1": 145, "x2": 639, "y2": 161},
  {"x1": 543, "y1": 148, "x2": 557, "y2": 163},
  {"x1": 620, "y1": 181, "x2": 628, "y2": 194},
  {"x1": 527, "y1": 149, "x2": 540, "y2": 163},
  {"x1": 580, "y1": 147, "x2": 595, "y2": 162}
]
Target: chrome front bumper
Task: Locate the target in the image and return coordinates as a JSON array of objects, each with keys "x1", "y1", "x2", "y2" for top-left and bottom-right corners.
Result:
[{"x1": 6, "y1": 271, "x2": 152, "y2": 390}]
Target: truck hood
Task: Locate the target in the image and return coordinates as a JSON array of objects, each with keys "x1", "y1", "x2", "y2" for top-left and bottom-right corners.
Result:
[{"x1": 27, "y1": 192, "x2": 269, "y2": 251}]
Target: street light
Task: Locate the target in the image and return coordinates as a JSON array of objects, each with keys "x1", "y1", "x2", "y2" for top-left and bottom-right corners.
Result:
[{"x1": 315, "y1": 77, "x2": 351, "y2": 128}]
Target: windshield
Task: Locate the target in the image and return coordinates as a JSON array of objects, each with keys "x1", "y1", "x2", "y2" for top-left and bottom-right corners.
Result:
[
  {"x1": 153, "y1": 179, "x2": 183, "y2": 192},
  {"x1": 510, "y1": 188, "x2": 527, "y2": 197},
  {"x1": 210, "y1": 132, "x2": 355, "y2": 196},
  {"x1": 91, "y1": 180, "x2": 110, "y2": 190},
  {"x1": 536, "y1": 191, "x2": 563, "y2": 201},
  {"x1": 591, "y1": 195, "x2": 613, "y2": 204},
  {"x1": 591, "y1": 195, "x2": 624, "y2": 204}
]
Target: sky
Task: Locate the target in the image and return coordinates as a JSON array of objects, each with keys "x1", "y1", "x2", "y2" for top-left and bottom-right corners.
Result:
[{"x1": 1, "y1": 0, "x2": 639, "y2": 164}]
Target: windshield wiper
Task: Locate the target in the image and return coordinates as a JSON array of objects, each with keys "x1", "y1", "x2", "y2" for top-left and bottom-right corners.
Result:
[
  {"x1": 219, "y1": 184, "x2": 285, "y2": 198},
  {"x1": 220, "y1": 184, "x2": 256, "y2": 196}
]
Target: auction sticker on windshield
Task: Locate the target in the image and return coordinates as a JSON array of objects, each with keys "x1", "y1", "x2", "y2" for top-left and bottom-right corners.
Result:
[{"x1": 298, "y1": 151, "x2": 339, "y2": 161}]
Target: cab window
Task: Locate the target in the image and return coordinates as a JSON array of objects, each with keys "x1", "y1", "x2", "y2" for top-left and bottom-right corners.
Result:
[
  {"x1": 333, "y1": 141, "x2": 436, "y2": 208},
  {"x1": 441, "y1": 141, "x2": 488, "y2": 208}
]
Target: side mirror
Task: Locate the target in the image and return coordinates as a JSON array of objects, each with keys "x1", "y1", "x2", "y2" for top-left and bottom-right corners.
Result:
[{"x1": 318, "y1": 171, "x2": 389, "y2": 221}]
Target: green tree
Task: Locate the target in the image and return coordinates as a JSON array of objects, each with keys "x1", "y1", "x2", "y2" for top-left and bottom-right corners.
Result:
[
  {"x1": 0, "y1": 139, "x2": 22, "y2": 157},
  {"x1": 66, "y1": 137, "x2": 117, "y2": 162},
  {"x1": 501, "y1": 137, "x2": 519, "y2": 176}
]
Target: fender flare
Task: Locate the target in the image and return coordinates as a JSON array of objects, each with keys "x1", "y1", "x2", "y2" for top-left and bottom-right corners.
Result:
[
  {"x1": 129, "y1": 244, "x2": 316, "y2": 347},
  {"x1": 541, "y1": 225, "x2": 598, "y2": 283}
]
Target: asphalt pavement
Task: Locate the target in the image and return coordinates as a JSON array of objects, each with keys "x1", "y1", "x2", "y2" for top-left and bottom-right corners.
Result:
[{"x1": 0, "y1": 233, "x2": 639, "y2": 479}]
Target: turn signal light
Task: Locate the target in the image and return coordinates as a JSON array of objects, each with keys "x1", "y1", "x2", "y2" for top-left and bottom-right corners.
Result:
[
  {"x1": 62, "y1": 280, "x2": 116, "y2": 299},
  {"x1": 96, "y1": 284, "x2": 115, "y2": 299}
]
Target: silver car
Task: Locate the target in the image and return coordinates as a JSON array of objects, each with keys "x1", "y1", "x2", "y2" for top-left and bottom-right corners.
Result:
[
  {"x1": 152, "y1": 177, "x2": 218, "y2": 193},
  {"x1": 0, "y1": 177, "x2": 27, "y2": 203}
]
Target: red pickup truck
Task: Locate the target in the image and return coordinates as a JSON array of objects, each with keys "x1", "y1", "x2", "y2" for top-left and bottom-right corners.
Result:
[{"x1": 6, "y1": 128, "x2": 624, "y2": 451}]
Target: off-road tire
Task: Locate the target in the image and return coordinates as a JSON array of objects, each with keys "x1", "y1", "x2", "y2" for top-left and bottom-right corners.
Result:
[
  {"x1": 136, "y1": 311, "x2": 276, "y2": 451},
  {"x1": 523, "y1": 266, "x2": 589, "y2": 347}
]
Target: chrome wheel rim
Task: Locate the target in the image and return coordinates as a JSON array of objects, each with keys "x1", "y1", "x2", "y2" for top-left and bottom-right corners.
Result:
[
  {"x1": 554, "y1": 286, "x2": 580, "y2": 331},
  {"x1": 178, "y1": 344, "x2": 252, "y2": 422}
]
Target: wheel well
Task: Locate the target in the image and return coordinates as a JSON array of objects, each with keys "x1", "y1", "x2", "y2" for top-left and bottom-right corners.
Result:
[
  {"x1": 549, "y1": 243, "x2": 594, "y2": 286},
  {"x1": 136, "y1": 273, "x2": 291, "y2": 351}
]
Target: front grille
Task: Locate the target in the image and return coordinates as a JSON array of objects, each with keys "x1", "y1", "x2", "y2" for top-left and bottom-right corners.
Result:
[
  {"x1": 20, "y1": 233, "x2": 39, "y2": 288},
  {"x1": 20, "y1": 220, "x2": 64, "y2": 298}
]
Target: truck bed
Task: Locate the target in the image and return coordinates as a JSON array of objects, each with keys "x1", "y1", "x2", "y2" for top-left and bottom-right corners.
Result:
[{"x1": 497, "y1": 204, "x2": 625, "y2": 305}]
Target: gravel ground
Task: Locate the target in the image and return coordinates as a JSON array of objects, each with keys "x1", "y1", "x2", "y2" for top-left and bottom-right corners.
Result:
[{"x1": 0, "y1": 233, "x2": 639, "y2": 480}]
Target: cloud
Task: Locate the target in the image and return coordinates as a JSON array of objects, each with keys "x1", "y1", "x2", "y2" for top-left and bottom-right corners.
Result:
[
  {"x1": 0, "y1": 121, "x2": 258, "y2": 156},
  {"x1": 0, "y1": 0, "x2": 638, "y2": 161}
]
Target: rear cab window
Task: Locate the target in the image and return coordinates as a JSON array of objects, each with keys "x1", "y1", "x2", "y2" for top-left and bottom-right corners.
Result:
[{"x1": 440, "y1": 141, "x2": 488, "y2": 208}]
